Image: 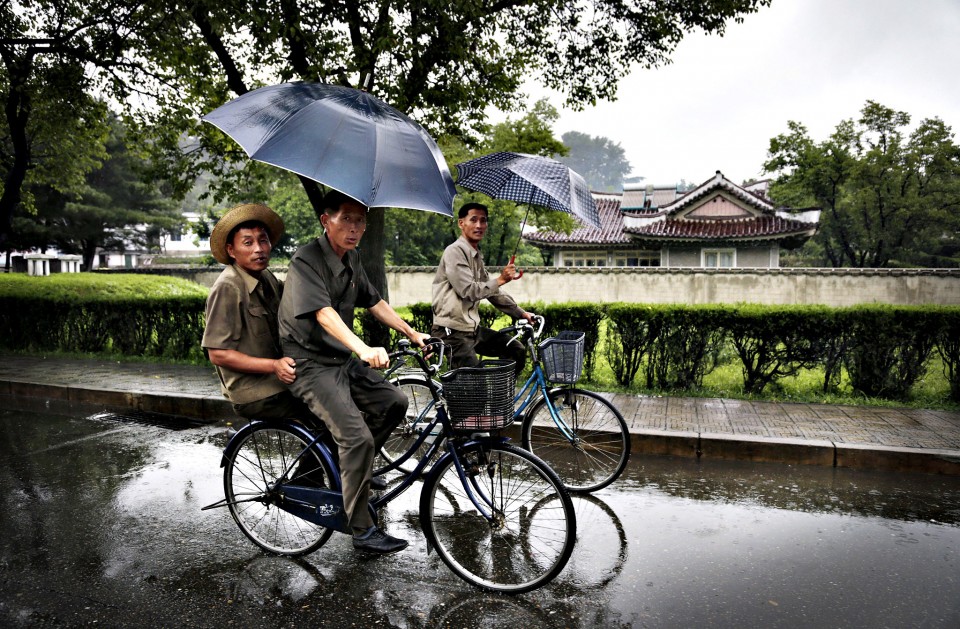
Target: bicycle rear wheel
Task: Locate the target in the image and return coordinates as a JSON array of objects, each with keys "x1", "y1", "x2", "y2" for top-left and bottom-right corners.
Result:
[
  {"x1": 224, "y1": 422, "x2": 335, "y2": 556},
  {"x1": 376, "y1": 376, "x2": 439, "y2": 475},
  {"x1": 419, "y1": 442, "x2": 576, "y2": 594},
  {"x1": 521, "y1": 388, "x2": 630, "y2": 493}
]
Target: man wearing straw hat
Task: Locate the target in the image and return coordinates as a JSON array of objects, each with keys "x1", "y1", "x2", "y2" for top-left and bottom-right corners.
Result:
[{"x1": 202, "y1": 203, "x2": 329, "y2": 436}]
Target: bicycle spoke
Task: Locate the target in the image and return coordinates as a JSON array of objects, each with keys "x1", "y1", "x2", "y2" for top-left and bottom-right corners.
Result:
[{"x1": 420, "y1": 443, "x2": 576, "y2": 594}]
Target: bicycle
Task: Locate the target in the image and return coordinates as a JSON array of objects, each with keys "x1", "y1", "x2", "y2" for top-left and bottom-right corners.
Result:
[
  {"x1": 378, "y1": 317, "x2": 631, "y2": 493},
  {"x1": 203, "y1": 340, "x2": 577, "y2": 595}
]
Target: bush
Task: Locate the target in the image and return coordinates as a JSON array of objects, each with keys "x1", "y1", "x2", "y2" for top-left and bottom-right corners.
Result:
[
  {"x1": 842, "y1": 306, "x2": 941, "y2": 399},
  {"x1": 646, "y1": 305, "x2": 728, "y2": 390},
  {"x1": 0, "y1": 274, "x2": 208, "y2": 360}
]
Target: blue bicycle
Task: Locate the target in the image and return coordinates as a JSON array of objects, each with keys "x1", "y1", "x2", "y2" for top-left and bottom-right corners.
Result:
[
  {"x1": 379, "y1": 317, "x2": 630, "y2": 493},
  {"x1": 205, "y1": 340, "x2": 576, "y2": 594}
]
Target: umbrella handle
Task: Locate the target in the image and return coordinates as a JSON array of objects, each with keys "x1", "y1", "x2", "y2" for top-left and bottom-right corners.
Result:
[{"x1": 509, "y1": 255, "x2": 523, "y2": 279}]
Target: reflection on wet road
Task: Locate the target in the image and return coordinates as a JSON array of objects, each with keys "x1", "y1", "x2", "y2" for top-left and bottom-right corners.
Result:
[{"x1": 0, "y1": 407, "x2": 958, "y2": 627}]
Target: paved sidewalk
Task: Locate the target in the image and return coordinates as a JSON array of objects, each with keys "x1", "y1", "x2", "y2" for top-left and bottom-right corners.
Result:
[{"x1": 2, "y1": 353, "x2": 959, "y2": 475}]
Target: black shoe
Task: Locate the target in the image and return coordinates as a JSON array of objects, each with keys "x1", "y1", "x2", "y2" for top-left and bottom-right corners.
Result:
[
  {"x1": 353, "y1": 526, "x2": 408, "y2": 554},
  {"x1": 370, "y1": 476, "x2": 388, "y2": 491}
]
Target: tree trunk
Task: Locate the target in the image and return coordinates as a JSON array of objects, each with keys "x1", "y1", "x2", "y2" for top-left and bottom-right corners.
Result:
[
  {"x1": 363, "y1": 207, "x2": 388, "y2": 301},
  {"x1": 0, "y1": 52, "x2": 34, "y2": 253}
]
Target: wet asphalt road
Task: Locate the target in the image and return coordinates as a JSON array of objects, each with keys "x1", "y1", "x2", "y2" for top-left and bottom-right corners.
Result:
[{"x1": 1, "y1": 406, "x2": 959, "y2": 628}]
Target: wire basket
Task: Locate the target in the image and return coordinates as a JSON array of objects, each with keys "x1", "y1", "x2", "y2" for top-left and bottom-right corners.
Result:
[
  {"x1": 539, "y1": 331, "x2": 585, "y2": 384},
  {"x1": 439, "y1": 360, "x2": 517, "y2": 432}
]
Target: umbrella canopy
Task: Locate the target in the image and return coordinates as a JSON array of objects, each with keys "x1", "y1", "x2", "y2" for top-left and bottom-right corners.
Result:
[
  {"x1": 202, "y1": 82, "x2": 456, "y2": 216},
  {"x1": 454, "y1": 152, "x2": 600, "y2": 229}
]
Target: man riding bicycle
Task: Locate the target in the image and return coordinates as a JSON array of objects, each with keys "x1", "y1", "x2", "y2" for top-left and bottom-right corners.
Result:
[{"x1": 431, "y1": 202, "x2": 536, "y2": 377}]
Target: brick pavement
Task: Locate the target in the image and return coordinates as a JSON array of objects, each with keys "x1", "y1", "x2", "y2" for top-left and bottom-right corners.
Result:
[{"x1": 2, "y1": 353, "x2": 959, "y2": 475}]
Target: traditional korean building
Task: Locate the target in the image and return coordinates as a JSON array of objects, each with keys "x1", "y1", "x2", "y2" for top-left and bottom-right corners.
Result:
[{"x1": 524, "y1": 170, "x2": 821, "y2": 268}]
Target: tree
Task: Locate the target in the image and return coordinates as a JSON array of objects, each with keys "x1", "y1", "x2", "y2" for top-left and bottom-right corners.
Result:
[
  {"x1": 559, "y1": 131, "x2": 632, "y2": 192},
  {"x1": 764, "y1": 101, "x2": 960, "y2": 267},
  {"x1": 123, "y1": 0, "x2": 773, "y2": 296},
  {"x1": 384, "y1": 101, "x2": 572, "y2": 268},
  {"x1": 0, "y1": 0, "x2": 146, "y2": 259},
  {"x1": 39, "y1": 115, "x2": 181, "y2": 270}
]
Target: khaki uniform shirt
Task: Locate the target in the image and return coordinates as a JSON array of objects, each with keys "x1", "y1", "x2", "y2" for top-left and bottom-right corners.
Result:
[
  {"x1": 202, "y1": 264, "x2": 286, "y2": 404},
  {"x1": 431, "y1": 236, "x2": 524, "y2": 332}
]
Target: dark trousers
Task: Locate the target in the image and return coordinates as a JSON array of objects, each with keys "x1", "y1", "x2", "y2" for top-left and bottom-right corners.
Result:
[
  {"x1": 234, "y1": 390, "x2": 337, "y2": 467},
  {"x1": 431, "y1": 326, "x2": 526, "y2": 376},
  {"x1": 287, "y1": 356, "x2": 407, "y2": 532}
]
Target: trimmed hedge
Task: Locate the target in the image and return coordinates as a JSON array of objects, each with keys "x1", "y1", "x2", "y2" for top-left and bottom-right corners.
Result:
[
  {"x1": 399, "y1": 301, "x2": 960, "y2": 403},
  {"x1": 0, "y1": 274, "x2": 207, "y2": 360},
  {"x1": 3, "y1": 273, "x2": 958, "y2": 404}
]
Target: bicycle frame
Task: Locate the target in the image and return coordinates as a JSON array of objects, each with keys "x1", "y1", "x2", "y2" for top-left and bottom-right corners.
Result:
[
  {"x1": 208, "y1": 341, "x2": 506, "y2": 534},
  {"x1": 509, "y1": 322, "x2": 577, "y2": 443}
]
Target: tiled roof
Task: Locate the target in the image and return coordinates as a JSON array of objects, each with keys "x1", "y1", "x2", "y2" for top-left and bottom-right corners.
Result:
[
  {"x1": 522, "y1": 172, "x2": 821, "y2": 247},
  {"x1": 624, "y1": 215, "x2": 818, "y2": 242},
  {"x1": 662, "y1": 171, "x2": 774, "y2": 214},
  {"x1": 524, "y1": 195, "x2": 632, "y2": 247},
  {"x1": 621, "y1": 184, "x2": 681, "y2": 212}
]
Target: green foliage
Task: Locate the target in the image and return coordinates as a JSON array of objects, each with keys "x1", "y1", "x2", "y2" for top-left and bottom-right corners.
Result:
[
  {"x1": 725, "y1": 305, "x2": 828, "y2": 394},
  {"x1": 113, "y1": 0, "x2": 772, "y2": 295},
  {"x1": 764, "y1": 101, "x2": 960, "y2": 267},
  {"x1": 604, "y1": 304, "x2": 659, "y2": 387},
  {"x1": 408, "y1": 303, "x2": 434, "y2": 335},
  {"x1": 0, "y1": 273, "x2": 207, "y2": 359},
  {"x1": 264, "y1": 172, "x2": 324, "y2": 257},
  {"x1": 1, "y1": 0, "x2": 151, "y2": 251},
  {"x1": 54, "y1": 115, "x2": 181, "y2": 270},
  {"x1": 559, "y1": 131, "x2": 632, "y2": 192},
  {"x1": 934, "y1": 308, "x2": 960, "y2": 401},
  {"x1": 842, "y1": 305, "x2": 940, "y2": 398},
  {"x1": 646, "y1": 305, "x2": 728, "y2": 390}
]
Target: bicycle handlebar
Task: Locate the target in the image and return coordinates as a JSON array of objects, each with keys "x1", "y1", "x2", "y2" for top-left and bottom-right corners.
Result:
[
  {"x1": 499, "y1": 314, "x2": 546, "y2": 343},
  {"x1": 386, "y1": 337, "x2": 445, "y2": 377}
]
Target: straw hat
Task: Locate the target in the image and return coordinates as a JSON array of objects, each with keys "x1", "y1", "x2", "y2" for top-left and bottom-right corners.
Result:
[{"x1": 209, "y1": 203, "x2": 285, "y2": 265}]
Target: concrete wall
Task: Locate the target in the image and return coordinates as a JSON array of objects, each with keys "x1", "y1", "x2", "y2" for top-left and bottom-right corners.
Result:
[
  {"x1": 383, "y1": 267, "x2": 960, "y2": 307},
  {"x1": 107, "y1": 266, "x2": 960, "y2": 308}
]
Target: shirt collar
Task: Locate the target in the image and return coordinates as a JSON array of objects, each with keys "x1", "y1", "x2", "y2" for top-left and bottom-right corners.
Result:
[
  {"x1": 319, "y1": 234, "x2": 349, "y2": 275},
  {"x1": 455, "y1": 235, "x2": 480, "y2": 259},
  {"x1": 231, "y1": 264, "x2": 261, "y2": 295}
]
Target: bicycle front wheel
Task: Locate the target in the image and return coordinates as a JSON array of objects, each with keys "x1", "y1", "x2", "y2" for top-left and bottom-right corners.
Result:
[
  {"x1": 522, "y1": 388, "x2": 630, "y2": 492},
  {"x1": 376, "y1": 376, "x2": 439, "y2": 475},
  {"x1": 224, "y1": 423, "x2": 335, "y2": 556},
  {"x1": 419, "y1": 442, "x2": 576, "y2": 594}
]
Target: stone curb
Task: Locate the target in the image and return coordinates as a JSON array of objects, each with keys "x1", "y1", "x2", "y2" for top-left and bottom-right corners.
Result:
[
  {"x1": 4, "y1": 377, "x2": 960, "y2": 476},
  {"x1": 1, "y1": 380, "x2": 233, "y2": 421}
]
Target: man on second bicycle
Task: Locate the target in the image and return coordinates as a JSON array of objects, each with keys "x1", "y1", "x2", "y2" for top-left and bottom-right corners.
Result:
[{"x1": 431, "y1": 202, "x2": 536, "y2": 377}]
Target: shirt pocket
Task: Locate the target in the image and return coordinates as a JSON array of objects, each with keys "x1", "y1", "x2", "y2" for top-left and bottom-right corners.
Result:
[{"x1": 246, "y1": 305, "x2": 273, "y2": 338}]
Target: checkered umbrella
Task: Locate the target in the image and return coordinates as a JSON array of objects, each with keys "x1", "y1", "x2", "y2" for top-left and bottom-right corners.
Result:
[{"x1": 454, "y1": 152, "x2": 600, "y2": 229}]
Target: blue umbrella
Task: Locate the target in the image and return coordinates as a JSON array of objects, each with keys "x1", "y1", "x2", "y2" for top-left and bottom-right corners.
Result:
[
  {"x1": 202, "y1": 82, "x2": 456, "y2": 216},
  {"x1": 455, "y1": 152, "x2": 600, "y2": 275}
]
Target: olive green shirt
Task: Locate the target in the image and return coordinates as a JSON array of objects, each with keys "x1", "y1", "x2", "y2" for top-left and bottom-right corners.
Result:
[
  {"x1": 202, "y1": 264, "x2": 286, "y2": 404},
  {"x1": 431, "y1": 236, "x2": 524, "y2": 332}
]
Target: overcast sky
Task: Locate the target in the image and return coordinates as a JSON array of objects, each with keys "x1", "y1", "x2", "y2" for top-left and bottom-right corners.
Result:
[{"x1": 504, "y1": 0, "x2": 960, "y2": 187}]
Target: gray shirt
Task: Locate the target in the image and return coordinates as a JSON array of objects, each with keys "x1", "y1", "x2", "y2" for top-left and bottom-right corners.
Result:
[
  {"x1": 279, "y1": 234, "x2": 380, "y2": 360},
  {"x1": 431, "y1": 236, "x2": 524, "y2": 332}
]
